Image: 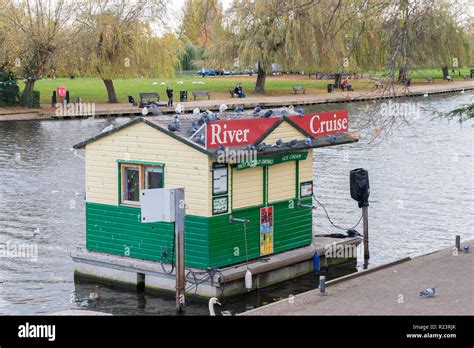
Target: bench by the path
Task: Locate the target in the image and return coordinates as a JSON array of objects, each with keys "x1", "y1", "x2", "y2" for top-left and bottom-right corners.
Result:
[{"x1": 192, "y1": 91, "x2": 211, "y2": 100}]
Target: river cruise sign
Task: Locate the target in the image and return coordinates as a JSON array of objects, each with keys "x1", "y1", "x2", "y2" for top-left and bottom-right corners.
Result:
[{"x1": 206, "y1": 110, "x2": 349, "y2": 148}]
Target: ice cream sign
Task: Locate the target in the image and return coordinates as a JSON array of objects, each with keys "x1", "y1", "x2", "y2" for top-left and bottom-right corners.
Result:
[{"x1": 206, "y1": 110, "x2": 349, "y2": 148}]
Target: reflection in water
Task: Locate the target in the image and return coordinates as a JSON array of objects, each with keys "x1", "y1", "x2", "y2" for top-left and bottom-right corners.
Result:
[{"x1": 0, "y1": 92, "x2": 473, "y2": 315}]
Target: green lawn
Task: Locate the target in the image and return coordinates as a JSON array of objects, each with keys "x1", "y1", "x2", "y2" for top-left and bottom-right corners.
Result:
[
  {"x1": 25, "y1": 67, "x2": 472, "y2": 104},
  {"x1": 369, "y1": 67, "x2": 472, "y2": 79}
]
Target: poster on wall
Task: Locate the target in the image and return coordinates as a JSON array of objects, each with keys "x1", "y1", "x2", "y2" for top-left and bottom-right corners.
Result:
[
  {"x1": 212, "y1": 196, "x2": 228, "y2": 215},
  {"x1": 260, "y1": 206, "x2": 274, "y2": 256},
  {"x1": 212, "y1": 163, "x2": 228, "y2": 196}
]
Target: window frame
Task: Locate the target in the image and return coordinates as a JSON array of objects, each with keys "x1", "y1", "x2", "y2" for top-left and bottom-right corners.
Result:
[{"x1": 117, "y1": 160, "x2": 165, "y2": 207}]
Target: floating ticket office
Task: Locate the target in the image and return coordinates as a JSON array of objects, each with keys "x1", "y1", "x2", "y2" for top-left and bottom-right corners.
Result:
[{"x1": 71, "y1": 109, "x2": 359, "y2": 297}]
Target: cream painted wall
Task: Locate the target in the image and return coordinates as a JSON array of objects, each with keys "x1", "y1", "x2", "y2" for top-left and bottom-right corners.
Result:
[
  {"x1": 262, "y1": 121, "x2": 307, "y2": 145},
  {"x1": 231, "y1": 166, "x2": 264, "y2": 209},
  {"x1": 85, "y1": 122, "x2": 210, "y2": 216}
]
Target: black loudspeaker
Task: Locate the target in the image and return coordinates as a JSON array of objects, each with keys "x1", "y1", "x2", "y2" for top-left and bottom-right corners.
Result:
[{"x1": 350, "y1": 168, "x2": 370, "y2": 208}]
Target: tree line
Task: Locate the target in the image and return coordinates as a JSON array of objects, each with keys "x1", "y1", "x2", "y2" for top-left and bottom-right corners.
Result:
[{"x1": 0, "y1": 0, "x2": 472, "y2": 105}]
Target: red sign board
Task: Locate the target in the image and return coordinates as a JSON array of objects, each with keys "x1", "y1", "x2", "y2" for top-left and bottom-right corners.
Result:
[
  {"x1": 207, "y1": 118, "x2": 278, "y2": 148},
  {"x1": 289, "y1": 109, "x2": 349, "y2": 137},
  {"x1": 57, "y1": 86, "x2": 66, "y2": 97},
  {"x1": 206, "y1": 110, "x2": 349, "y2": 148}
]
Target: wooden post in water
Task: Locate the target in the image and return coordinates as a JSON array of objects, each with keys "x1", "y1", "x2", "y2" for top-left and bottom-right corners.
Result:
[
  {"x1": 174, "y1": 188, "x2": 186, "y2": 313},
  {"x1": 362, "y1": 205, "x2": 369, "y2": 260}
]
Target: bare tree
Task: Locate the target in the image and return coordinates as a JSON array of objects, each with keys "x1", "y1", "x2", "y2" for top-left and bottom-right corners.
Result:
[
  {"x1": 3, "y1": 0, "x2": 76, "y2": 106},
  {"x1": 74, "y1": 0, "x2": 176, "y2": 103}
]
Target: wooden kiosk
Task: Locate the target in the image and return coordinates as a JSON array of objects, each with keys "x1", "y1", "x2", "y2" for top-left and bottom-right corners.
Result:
[{"x1": 72, "y1": 109, "x2": 359, "y2": 296}]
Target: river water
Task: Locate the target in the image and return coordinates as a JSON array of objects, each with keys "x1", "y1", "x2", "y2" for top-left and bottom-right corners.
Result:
[{"x1": 0, "y1": 92, "x2": 472, "y2": 315}]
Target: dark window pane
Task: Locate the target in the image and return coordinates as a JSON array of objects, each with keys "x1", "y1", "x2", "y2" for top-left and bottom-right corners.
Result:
[
  {"x1": 125, "y1": 168, "x2": 140, "y2": 201},
  {"x1": 146, "y1": 168, "x2": 163, "y2": 189}
]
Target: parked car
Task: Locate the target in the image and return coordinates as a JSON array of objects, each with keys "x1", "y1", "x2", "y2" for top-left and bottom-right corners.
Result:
[{"x1": 198, "y1": 68, "x2": 217, "y2": 77}]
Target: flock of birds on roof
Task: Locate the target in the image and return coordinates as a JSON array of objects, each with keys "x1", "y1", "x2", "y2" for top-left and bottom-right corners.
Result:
[
  {"x1": 133, "y1": 103, "x2": 343, "y2": 150},
  {"x1": 140, "y1": 103, "x2": 308, "y2": 136}
]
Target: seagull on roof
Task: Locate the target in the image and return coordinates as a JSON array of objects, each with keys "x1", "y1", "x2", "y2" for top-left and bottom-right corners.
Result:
[
  {"x1": 305, "y1": 137, "x2": 312, "y2": 146},
  {"x1": 101, "y1": 124, "x2": 114, "y2": 133},
  {"x1": 219, "y1": 104, "x2": 228, "y2": 113},
  {"x1": 193, "y1": 107, "x2": 200, "y2": 115},
  {"x1": 141, "y1": 107, "x2": 149, "y2": 116},
  {"x1": 288, "y1": 105, "x2": 295, "y2": 114},
  {"x1": 235, "y1": 106, "x2": 244, "y2": 113}
]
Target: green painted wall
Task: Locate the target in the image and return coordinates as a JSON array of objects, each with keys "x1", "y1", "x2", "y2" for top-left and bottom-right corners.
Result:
[
  {"x1": 208, "y1": 198, "x2": 313, "y2": 268},
  {"x1": 86, "y1": 202, "x2": 208, "y2": 269},
  {"x1": 86, "y1": 198, "x2": 312, "y2": 270}
]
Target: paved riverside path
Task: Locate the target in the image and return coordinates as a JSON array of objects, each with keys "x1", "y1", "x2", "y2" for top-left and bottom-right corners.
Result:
[
  {"x1": 241, "y1": 242, "x2": 474, "y2": 315},
  {"x1": 1, "y1": 80, "x2": 473, "y2": 121}
]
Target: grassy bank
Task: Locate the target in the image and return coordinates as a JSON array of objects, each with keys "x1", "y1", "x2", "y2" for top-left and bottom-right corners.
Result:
[{"x1": 21, "y1": 68, "x2": 473, "y2": 104}]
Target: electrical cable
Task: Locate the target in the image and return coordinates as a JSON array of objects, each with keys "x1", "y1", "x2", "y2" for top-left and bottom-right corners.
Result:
[
  {"x1": 160, "y1": 230, "x2": 175, "y2": 274},
  {"x1": 312, "y1": 195, "x2": 363, "y2": 231}
]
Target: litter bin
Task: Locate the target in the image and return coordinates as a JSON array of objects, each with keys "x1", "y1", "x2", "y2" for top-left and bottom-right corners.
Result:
[{"x1": 180, "y1": 90, "x2": 188, "y2": 102}]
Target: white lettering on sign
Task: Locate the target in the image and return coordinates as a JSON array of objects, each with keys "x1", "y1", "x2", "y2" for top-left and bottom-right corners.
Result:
[
  {"x1": 310, "y1": 114, "x2": 348, "y2": 135},
  {"x1": 210, "y1": 123, "x2": 250, "y2": 145}
]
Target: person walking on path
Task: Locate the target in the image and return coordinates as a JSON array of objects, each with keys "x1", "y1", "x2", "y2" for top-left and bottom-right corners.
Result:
[{"x1": 166, "y1": 87, "x2": 174, "y2": 107}]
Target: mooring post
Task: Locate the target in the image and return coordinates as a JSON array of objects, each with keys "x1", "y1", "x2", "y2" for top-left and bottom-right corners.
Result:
[
  {"x1": 455, "y1": 235, "x2": 461, "y2": 251},
  {"x1": 174, "y1": 188, "x2": 186, "y2": 313},
  {"x1": 362, "y1": 205, "x2": 369, "y2": 260}
]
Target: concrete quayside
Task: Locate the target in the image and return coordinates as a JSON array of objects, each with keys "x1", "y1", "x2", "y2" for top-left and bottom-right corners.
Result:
[{"x1": 241, "y1": 241, "x2": 474, "y2": 315}]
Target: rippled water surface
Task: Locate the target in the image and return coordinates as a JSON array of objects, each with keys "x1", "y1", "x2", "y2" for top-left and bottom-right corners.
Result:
[{"x1": 0, "y1": 92, "x2": 472, "y2": 315}]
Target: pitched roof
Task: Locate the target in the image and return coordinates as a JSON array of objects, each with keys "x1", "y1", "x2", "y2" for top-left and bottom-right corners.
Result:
[{"x1": 73, "y1": 114, "x2": 359, "y2": 158}]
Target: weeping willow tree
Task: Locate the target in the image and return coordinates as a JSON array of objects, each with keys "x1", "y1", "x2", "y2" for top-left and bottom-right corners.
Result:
[
  {"x1": 178, "y1": 0, "x2": 223, "y2": 69},
  {"x1": 208, "y1": 0, "x2": 379, "y2": 93},
  {"x1": 354, "y1": 0, "x2": 470, "y2": 84},
  {"x1": 75, "y1": 0, "x2": 182, "y2": 103}
]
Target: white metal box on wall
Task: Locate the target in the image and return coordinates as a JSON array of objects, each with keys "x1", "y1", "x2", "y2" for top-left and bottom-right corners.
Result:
[{"x1": 140, "y1": 188, "x2": 176, "y2": 223}]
